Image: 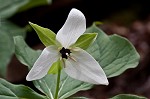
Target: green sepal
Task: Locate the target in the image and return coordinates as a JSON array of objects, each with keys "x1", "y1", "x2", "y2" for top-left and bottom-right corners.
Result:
[
  {"x1": 48, "y1": 59, "x2": 62, "y2": 74},
  {"x1": 71, "y1": 33, "x2": 97, "y2": 50},
  {"x1": 29, "y1": 22, "x2": 56, "y2": 46}
]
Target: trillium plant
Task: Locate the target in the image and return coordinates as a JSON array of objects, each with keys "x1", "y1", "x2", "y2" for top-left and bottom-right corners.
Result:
[
  {"x1": 6, "y1": 8, "x2": 144, "y2": 99},
  {"x1": 27, "y1": 8, "x2": 109, "y2": 99},
  {"x1": 26, "y1": 8, "x2": 108, "y2": 85}
]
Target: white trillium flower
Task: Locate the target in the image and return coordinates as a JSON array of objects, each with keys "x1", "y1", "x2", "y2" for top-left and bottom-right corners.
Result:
[{"x1": 26, "y1": 8, "x2": 108, "y2": 85}]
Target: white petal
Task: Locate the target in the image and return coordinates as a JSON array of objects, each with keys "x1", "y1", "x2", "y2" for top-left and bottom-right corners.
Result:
[
  {"x1": 64, "y1": 48, "x2": 108, "y2": 85},
  {"x1": 26, "y1": 45, "x2": 59, "y2": 81},
  {"x1": 56, "y1": 8, "x2": 86, "y2": 48}
]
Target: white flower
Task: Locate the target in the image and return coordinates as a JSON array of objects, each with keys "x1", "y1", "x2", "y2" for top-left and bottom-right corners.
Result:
[{"x1": 26, "y1": 8, "x2": 108, "y2": 85}]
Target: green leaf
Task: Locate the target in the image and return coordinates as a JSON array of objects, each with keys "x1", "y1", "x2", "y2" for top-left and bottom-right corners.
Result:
[
  {"x1": 14, "y1": 36, "x2": 41, "y2": 69},
  {"x1": 86, "y1": 22, "x2": 140, "y2": 78},
  {"x1": 1, "y1": 20, "x2": 26, "y2": 37},
  {"x1": 18, "y1": 0, "x2": 52, "y2": 12},
  {"x1": 0, "y1": 31, "x2": 14, "y2": 77},
  {"x1": 0, "y1": 21, "x2": 26, "y2": 77},
  {"x1": 29, "y1": 22, "x2": 56, "y2": 46},
  {"x1": 34, "y1": 71, "x2": 93, "y2": 99},
  {"x1": 14, "y1": 36, "x2": 93, "y2": 99},
  {"x1": 110, "y1": 94, "x2": 147, "y2": 99},
  {"x1": 0, "y1": 0, "x2": 51, "y2": 19},
  {"x1": 0, "y1": 20, "x2": 26, "y2": 77},
  {"x1": 0, "y1": 78, "x2": 48, "y2": 99},
  {"x1": 71, "y1": 33, "x2": 97, "y2": 50},
  {"x1": 0, "y1": 0, "x2": 28, "y2": 18}
]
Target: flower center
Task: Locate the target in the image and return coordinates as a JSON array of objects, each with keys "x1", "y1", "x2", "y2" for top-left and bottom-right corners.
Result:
[{"x1": 59, "y1": 47, "x2": 71, "y2": 59}]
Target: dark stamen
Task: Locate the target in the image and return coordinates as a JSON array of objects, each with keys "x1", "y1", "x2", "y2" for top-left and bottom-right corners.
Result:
[{"x1": 59, "y1": 47, "x2": 71, "y2": 59}]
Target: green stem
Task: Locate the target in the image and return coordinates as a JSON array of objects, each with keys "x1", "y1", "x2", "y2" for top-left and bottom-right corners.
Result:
[{"x1": 54, "y1": 66, "x2": 61, "y2": 99}]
